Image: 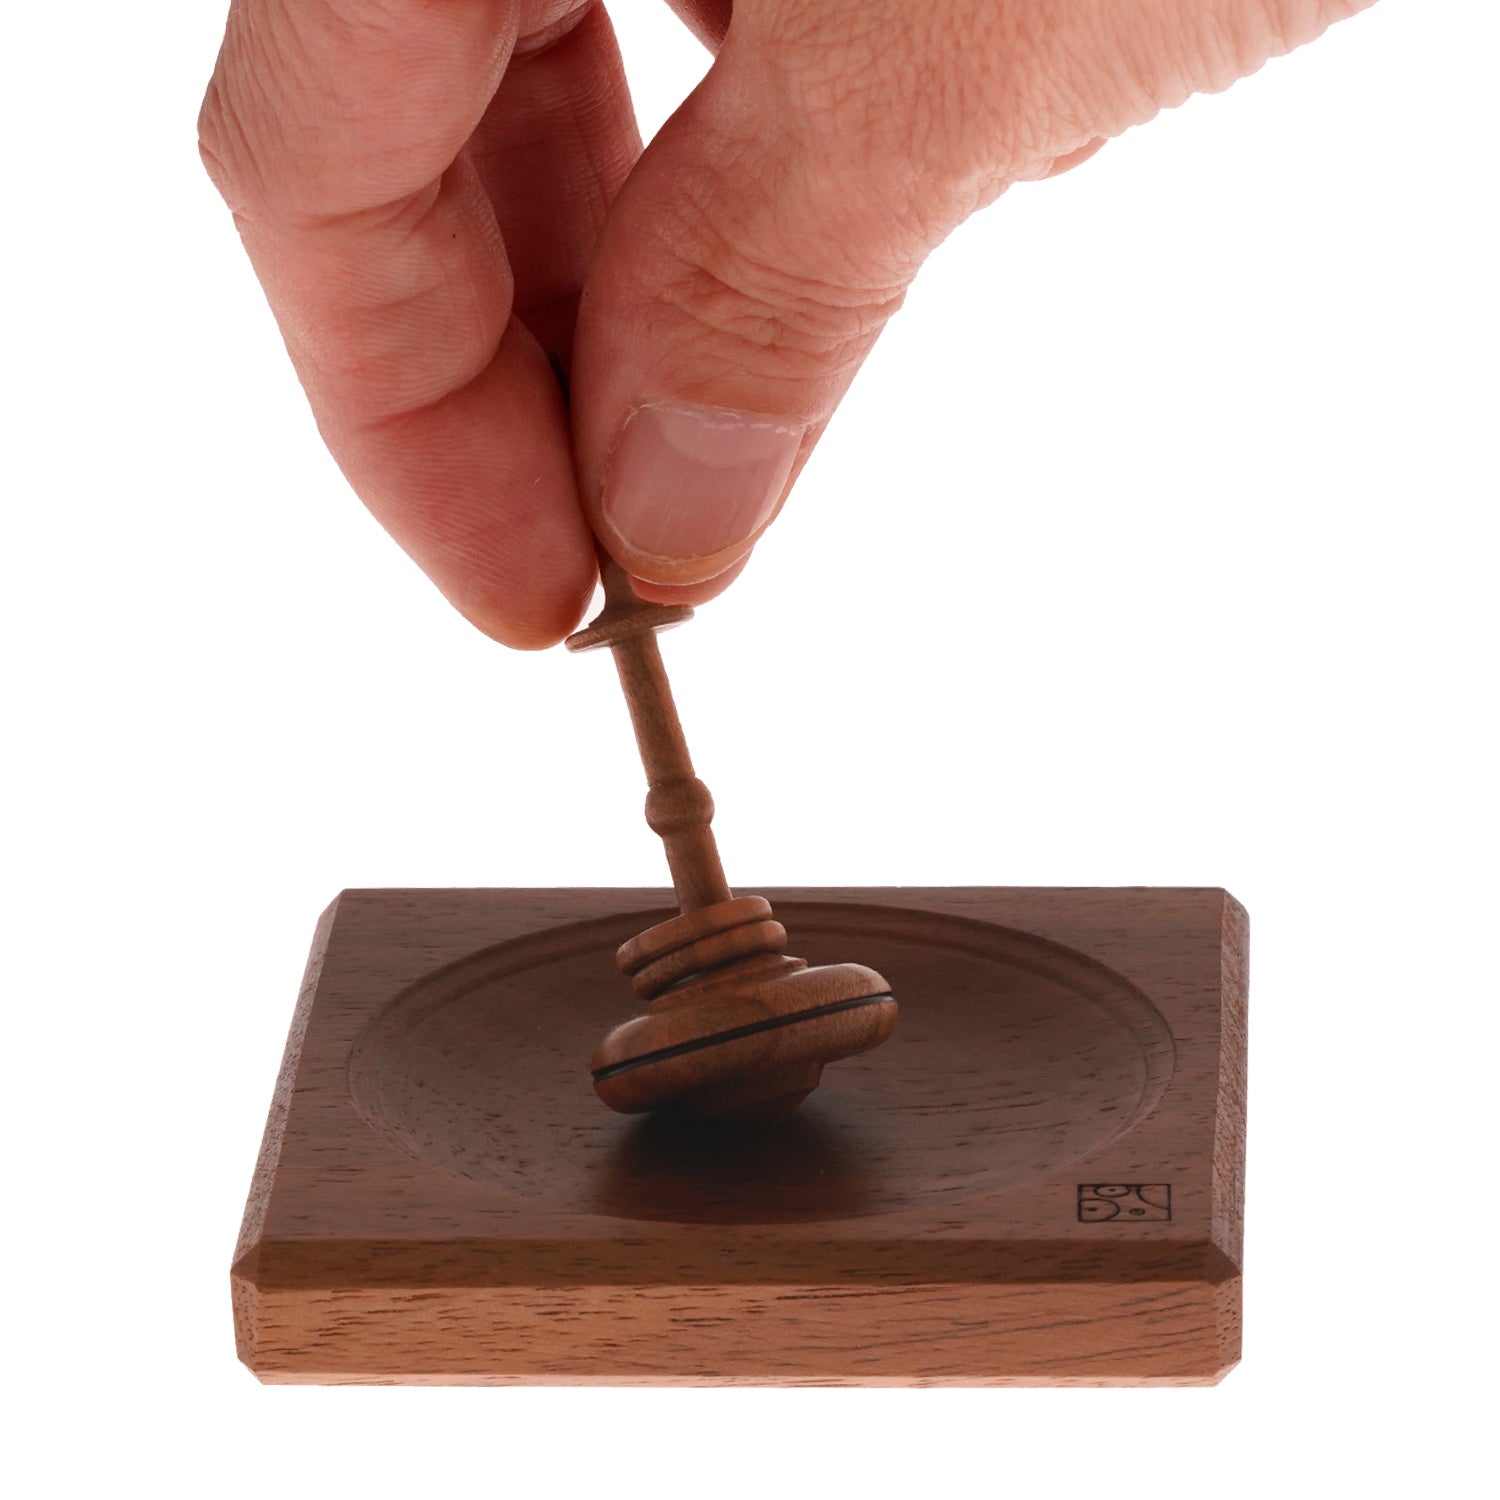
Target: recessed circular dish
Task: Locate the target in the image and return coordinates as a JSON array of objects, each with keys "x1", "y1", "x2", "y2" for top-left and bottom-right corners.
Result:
[{"x1": 348, "y1": 902, "x2": 1174, "y2": 1225}]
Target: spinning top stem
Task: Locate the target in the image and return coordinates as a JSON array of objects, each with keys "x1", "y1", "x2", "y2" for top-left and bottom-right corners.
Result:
[
  {"x1": 609, "y1": 622, "x2": 731, "y2": 914},
  {"x1": 567, "y1": 560, "x2": 730, "y2": 911}
]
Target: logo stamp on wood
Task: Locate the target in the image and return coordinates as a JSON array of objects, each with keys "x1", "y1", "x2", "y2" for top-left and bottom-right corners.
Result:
[{"x1": 1078, "y1": 1184, "x2": 1172, "y2": 1222}]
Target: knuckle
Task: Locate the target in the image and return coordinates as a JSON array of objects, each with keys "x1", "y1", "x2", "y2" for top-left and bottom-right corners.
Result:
[
  {"x1": 750, "y1": 2, "x2": 1119, "y2": 207},
  {"x1": 196, "y1": 71, "x2": 260, "y2": 210},
  {"x1": 649, "y1": 195, "x2": 908, "y2": 387}
]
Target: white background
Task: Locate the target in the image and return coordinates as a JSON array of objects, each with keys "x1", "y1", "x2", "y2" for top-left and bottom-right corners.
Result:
[{"x1": 5, "y1": 1, "x2": 1495, "y2": 1494}]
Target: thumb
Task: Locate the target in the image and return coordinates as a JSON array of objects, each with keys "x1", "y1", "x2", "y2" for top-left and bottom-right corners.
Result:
[{"x1": 570, "y1": 34, "x2": 956, "y2": 596}]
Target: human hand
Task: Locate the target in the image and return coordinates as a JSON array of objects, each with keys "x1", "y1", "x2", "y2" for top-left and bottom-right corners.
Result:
[{"x1": 199, "y1": 0, "x2": 1375, "y2": 647}]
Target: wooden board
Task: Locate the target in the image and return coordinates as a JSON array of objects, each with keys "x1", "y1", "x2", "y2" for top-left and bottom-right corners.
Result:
[{"x1": 232, "y1": 886, "x2": 1247, "y2": 1385}]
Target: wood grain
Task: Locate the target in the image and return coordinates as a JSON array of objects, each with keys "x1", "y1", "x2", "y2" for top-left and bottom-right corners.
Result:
[{"x1": 232, "y1": 886, "x2": 1247, "y2": 1385}]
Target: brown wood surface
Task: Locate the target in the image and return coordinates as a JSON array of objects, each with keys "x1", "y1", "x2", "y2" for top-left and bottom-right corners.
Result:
[{"x1": 232, "y1": 885, "x2": 1247, "y2": 1385}]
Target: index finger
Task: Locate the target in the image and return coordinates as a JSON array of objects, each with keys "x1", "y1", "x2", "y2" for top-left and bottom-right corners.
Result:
[{"x1": 198, "y1": 0, "x2": 598, "y2": 647}]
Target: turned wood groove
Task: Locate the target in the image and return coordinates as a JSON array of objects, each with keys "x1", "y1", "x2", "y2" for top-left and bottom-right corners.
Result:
[{"x1": 566, "y1": 563, "x2": 897, "y2": 1122}]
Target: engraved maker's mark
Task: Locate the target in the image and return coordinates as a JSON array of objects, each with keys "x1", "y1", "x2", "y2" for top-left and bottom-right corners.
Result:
[{"x1": 1078, "y1": 1184, "x2": 1172, "y2": 1222}]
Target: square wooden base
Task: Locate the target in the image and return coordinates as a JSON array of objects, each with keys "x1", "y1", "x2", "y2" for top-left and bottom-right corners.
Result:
[{"x1": 232, "y1": 887, "x2": 1246, "y2": 1385}]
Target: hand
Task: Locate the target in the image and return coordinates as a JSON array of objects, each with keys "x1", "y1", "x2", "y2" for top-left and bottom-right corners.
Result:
[{"x1": 199, "y1": 0, "x2": 1375, "y2": 647}]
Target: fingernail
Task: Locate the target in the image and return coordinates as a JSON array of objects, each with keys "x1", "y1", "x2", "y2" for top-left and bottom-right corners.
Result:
[{"x1": 601, "y1": 402, "x2": 804, "y2": 573}]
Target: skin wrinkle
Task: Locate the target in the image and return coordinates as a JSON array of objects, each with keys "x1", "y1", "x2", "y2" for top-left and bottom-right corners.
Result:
[
  {"x1": 954, "y1": 6, "x2": 1132, "y2": 189},
  {"x1": 244, "y1": 6, "x2": 376, "y2": 197},
  {"x1": 753, "y1": 0, "x2": 893, "y2": 57},
  {"x1": 339, "y1": 333, "x2": 585, "y2": 644},
  {"x1": 349, "y1": 317, "x2": 511, "y2": 440},
  {"x1": 206, "y1": 2, "x2": 522, "y2": 221},
  {"x1": 465, "y1": 34, "x2": 622, "y2": 256},
  {"x1": 196, "y1": 75, "x2": 249, "y2": 210},
  {"x1": 656, "y1": 257, "x2": 903, "y2": 388},
  {"x1": 1179, "y1": 2, "x2": 1267, "y2": 94},
  {"x1": 199, "y1": 34, "x2": 284, "y2": 212},
  {"x1": 512, "y1": 0, "x2": 599, "y2": 58},
  {"x1": 641, "y1": 196, "x2": 909, "y2": 375},
  {"x1": 733, "y1": 7, "x2": 1050, "y2": 226},
  {"x1": 1097, "y1": 8, "x2": 1189, "y2": 125},
  {"x1": 1016, "y1": 17, "x2": 1110, "y2": 143},
  {"x1": 277, "y1": 173, "x2": 447, "y2": 242},
  {"x1": 462, "y1": 2, "x2": 639, "y2": 367},
  {"x1": 257, "y1": 166, "x2": 510, "y2": 427},
  {"x1": 742, "y1": 16, "x2": 942, "y2": 191},
  {"x1": 775, "y1": 141, "x2": 942, "y2": 283},
  {"x1": 657, "y1": 86, "x2": 937, "y2": 293}
]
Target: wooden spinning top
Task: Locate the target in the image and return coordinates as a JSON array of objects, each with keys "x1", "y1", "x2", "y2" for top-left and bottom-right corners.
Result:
[{"x1": 566, "y1": 563, "x2": 897, "y2": 1125}]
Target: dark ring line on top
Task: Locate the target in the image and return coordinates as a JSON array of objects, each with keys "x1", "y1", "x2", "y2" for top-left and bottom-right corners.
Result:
[{"x1": 590, "y1": 994, "x2": 896, "y2": 1082}]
